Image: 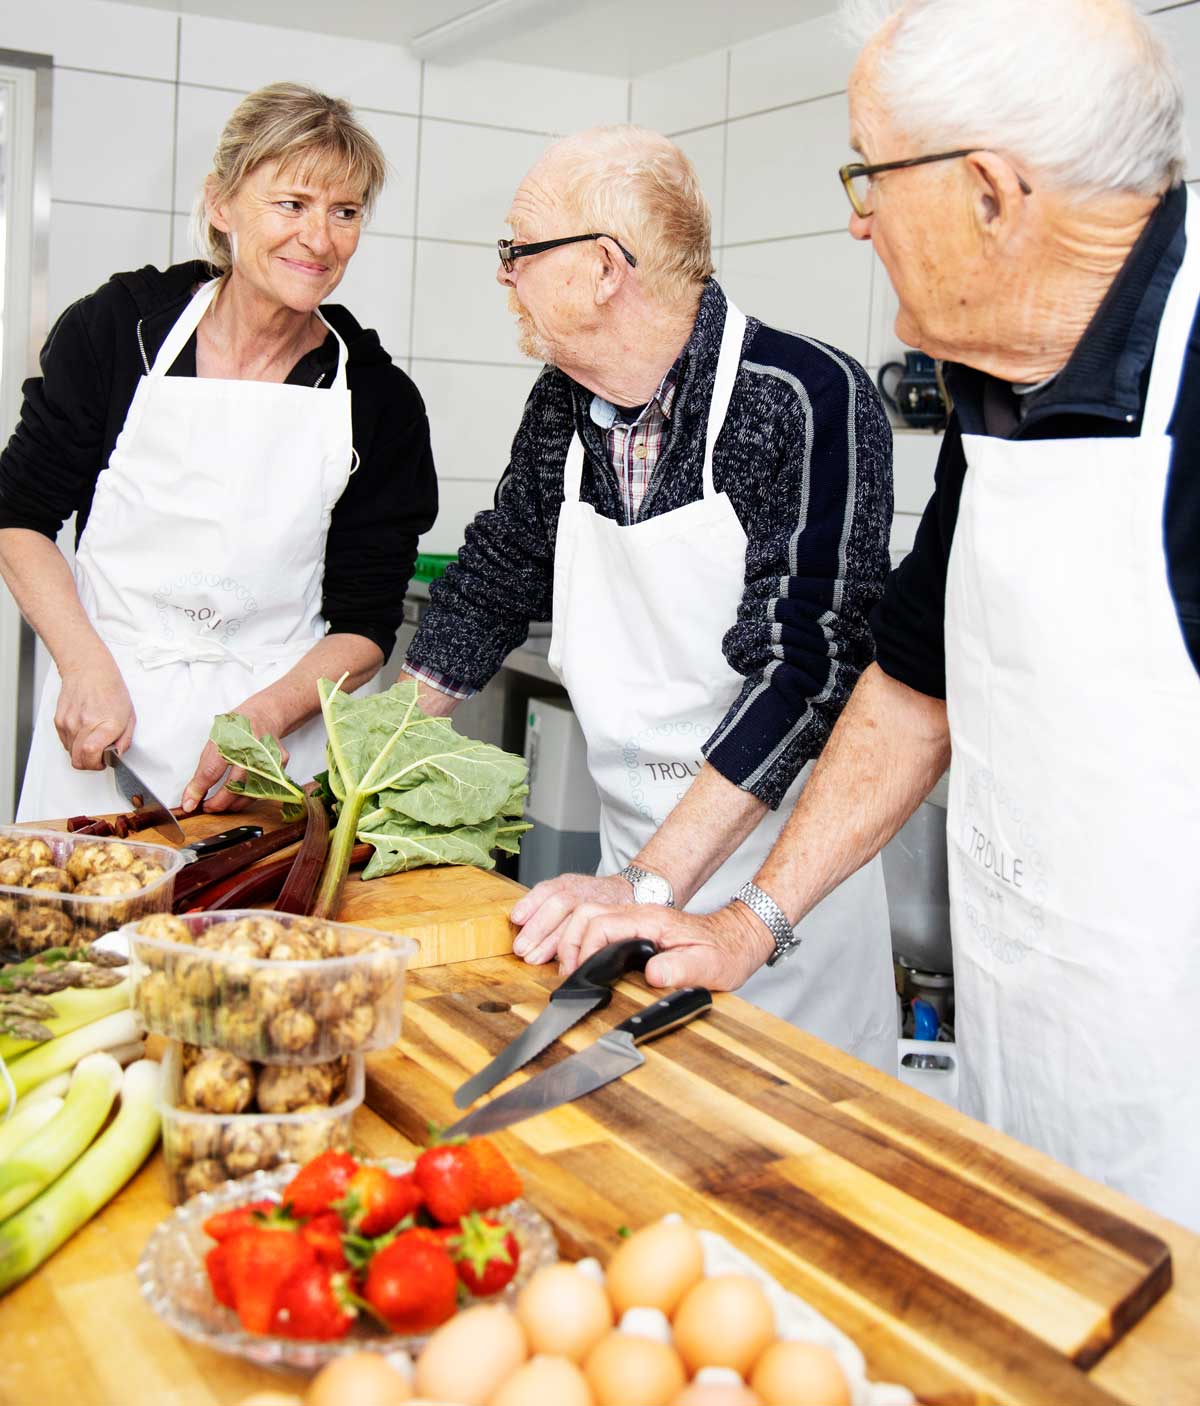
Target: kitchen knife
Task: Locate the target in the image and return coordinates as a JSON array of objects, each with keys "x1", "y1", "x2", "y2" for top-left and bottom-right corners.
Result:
[
  {"x1": 180, "y1": 825, "x2": 263, "y2": 859},
  {"x1": 453, "y1": 938, "x2": 658, "y2": 1108},
  {"x1": 444, "y1": 986, "x2": 712, "y2": 1138},
  {"x1": 102, "y1": 747, "x2": 185, "y2": 844}
]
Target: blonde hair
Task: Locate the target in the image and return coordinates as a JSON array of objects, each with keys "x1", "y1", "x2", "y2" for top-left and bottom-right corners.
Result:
[
  {"x1": 198, "y1": 82, "x2": 387, "y2": 272},
  {"x1": 547, "y1": 126, "x2": 714, "y2": 308}
]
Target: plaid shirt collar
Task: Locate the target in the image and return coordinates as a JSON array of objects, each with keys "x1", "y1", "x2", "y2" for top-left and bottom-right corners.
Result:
[{"x1": 589, "y1": 356, "x2": 681, "y2": 429}]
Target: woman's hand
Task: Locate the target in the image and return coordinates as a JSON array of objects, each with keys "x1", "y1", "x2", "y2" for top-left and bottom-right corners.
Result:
[
  {"x1": 181, "y1": 692, "x2": 288, "y2": 813},
  {"x1": 55, "y1": 649, "x2": 136, "y2": 770}
]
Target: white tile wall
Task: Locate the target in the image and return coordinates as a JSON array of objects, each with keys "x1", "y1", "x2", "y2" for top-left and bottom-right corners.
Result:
[
  {"x1": 410, "y1": 239, "x2": 527, "y2": 366},
  {"x1": 173, "y1": 82, "x2": 246, "y2": 215},
  {"x1": 720, "y1": 233, "x2": 874, "y2": 367},
  {"x1": 422, "y1": 58, "x2": 626, "y2": 135},
  {"x1": 723, "y1": 94, "x2": 851, "y2": 245},
  {"x1": 1155, "y1": 3, "x2": 1200, "y2": 179},
  {"x1": 1, "y1": 0, "x2": 177, "y2": 80},
  {"x1": 331, "y1": 233, "x2": 414, "y2": 367},
  {"x1": 177, "y1": 13, "x2": 421, "y2": 114},
  {"x1": 357, "y1": 111, "x2": 419, "y2": 238},
  {"x1": 630, "y1": 49, "x2": 727, "y2": 136},
  {"x1": 417, "y1": 120, "x2": 550, "y2": 243},
  {"x1": 49, "y1": 202, "x2": 171, "y2": 317},
  {"x1": 727, "y1": 12, "x2": 856, "y2": 119},
  {"x1": 423, "y1": 476, "x2": 499, "y2": 556},
  {"x1": 674, "y1": 125, "x2": 728, "y2": 249},
  {"x1": 52, "y1": 68, "x2": 175, "y2": 210},
  {"x1": 415, "y1": 360, "x2": 540, "y2": 482}
]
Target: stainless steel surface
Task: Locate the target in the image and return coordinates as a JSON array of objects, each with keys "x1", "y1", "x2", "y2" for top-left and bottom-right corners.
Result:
[
  {"x1": 453, "y1": 999, "x2": 594, "y2": 1108},
  {"x1": 881, "y1": 797, "x2": 954, "y2": 975},
  {"x1": 102, "y1": 748, "x2": 186, "y2": 843},
  {"x1": 445, "y1": 1030, "x2": 643, "y2": 1138}
]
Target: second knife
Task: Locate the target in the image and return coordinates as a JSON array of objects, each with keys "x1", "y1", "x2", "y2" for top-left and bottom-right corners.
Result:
[{"x1": 453, "y1": 937, "x2": 658, "y2": 1108}]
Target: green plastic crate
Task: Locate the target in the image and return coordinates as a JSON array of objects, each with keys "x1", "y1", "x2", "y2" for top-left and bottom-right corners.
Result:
[{"x1": 413, "y1": 553, "x2": 457, "y2": 583}]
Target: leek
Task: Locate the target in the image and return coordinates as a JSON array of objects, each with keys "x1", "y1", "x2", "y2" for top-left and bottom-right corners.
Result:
[
  {"x1": 0, "y1": 981, "x2": 132, "y2": 1062},
  {"x1": 0, "y1": 1099, "x2": 63, "y2": 1163},
  {"x1": 2, "y1": 1011, "x2": 139, "y2": 1111},
  {"x1": 0, "y1": 1059, "x2": 161, "y2": 1292},
  {"x1": 0, "y1": 1054, "x2": 122, "y2": 1220},
  {"x1": 15, "y1": 1074, "x2": 70, "y2": 1110}
]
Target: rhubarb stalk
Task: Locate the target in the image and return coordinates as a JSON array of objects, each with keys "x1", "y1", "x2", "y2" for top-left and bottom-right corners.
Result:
[{"x1": 274, "y1": 793, "x2": 331, "y2": 915}]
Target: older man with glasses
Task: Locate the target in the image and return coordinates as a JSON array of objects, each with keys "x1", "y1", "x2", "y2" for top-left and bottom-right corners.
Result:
[
  {"x1": 403, "y1": 124, "x2": 900, "y2": 1070},
  {"x1": 571, "y1": 0, "x2": 1200, "y2": 1230}
]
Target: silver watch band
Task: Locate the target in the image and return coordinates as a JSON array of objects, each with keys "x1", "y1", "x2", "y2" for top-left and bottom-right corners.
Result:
[
  {"x1": 734, "y1": 880, "x2": 800, "y2": 966},
  {"x1": 619, "y1": 864, "x2": 675, "y2": 908}
]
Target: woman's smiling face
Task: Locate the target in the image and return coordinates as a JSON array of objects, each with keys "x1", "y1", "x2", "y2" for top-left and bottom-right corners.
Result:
[{"x1": 208, "y1": 155, "x2": 365, "y2": 312}]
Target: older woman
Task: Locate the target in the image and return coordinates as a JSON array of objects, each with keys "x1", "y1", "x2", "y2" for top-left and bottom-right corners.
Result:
[{"x1": 0, "y1": 83, "x2": 436, "y2": 819}]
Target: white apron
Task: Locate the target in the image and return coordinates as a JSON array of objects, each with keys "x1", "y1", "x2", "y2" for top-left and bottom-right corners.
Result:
[
  {"x1": 18, "y1": 278, "x2": 356, "y2": 820},
  {"x1": 945, "y1": 189, "x2": 1200, "y2": 1227},
  {"x1": 549, "y1": 302, "x2": 897, "y2": 1072}
]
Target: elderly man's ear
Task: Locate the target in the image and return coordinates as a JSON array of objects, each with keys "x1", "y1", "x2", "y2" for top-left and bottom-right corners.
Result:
[
  {"x1": 592, "y1": 236, "x2": 631, "y2": 306},
  {"x1": 964, "y1": 150, "x2": 1031, "y2": 240}
]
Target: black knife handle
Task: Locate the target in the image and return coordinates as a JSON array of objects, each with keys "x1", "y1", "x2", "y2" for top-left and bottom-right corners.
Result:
[
  {"x1": 615, "y1": 987, "x2": 712, "y2": 1044},
  {"x1": 550, "y1": 939, "x2": 658, "y2": 1008},
  {"x1": 185, "y1": 826, "x2": 264, "y2": 858}
]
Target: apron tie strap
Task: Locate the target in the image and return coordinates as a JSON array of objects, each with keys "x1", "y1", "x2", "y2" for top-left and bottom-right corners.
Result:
[{"x1": 134, "y1": 637, "x2": 256, "y2": 671}]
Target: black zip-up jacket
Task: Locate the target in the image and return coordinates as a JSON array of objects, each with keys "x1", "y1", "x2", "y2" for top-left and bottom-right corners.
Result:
[
  {"x1": 0, "y1": 260, "x2": 437, "y2": 660},
  {"x1": 872, "y1": 182, "x2": 1200, "y2": 695},
  {"x1": 407, "y1": 279, "x2": 893, "y2": 808}
]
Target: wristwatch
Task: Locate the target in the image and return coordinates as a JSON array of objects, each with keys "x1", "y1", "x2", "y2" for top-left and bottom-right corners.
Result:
[
  {"x1": 734, "y1": 880, "x2": 801, "y2": 966},
  {"x1": 619, "y1": 864, "x2": 675, "y2": 908}
]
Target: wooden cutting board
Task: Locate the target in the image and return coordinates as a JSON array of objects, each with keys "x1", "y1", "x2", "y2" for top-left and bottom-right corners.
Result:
[
  {"x1": 131, "y1": 805, "x2": 523, "y2": 970},
  {"x1": 367, "y1": 958, "x2": 1175, "y2": 1406}
]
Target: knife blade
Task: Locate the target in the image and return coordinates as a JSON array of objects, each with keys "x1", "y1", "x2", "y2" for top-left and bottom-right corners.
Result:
[
  {"x1": 102, "y1": 747, "x2": 186, "y2": 844},
  {"x1": 444, "y1": 986, "x2": 712, "y2": 1138},
  {"x1": 453, "y1": 938, "x2": 658, "y2": 1108}
]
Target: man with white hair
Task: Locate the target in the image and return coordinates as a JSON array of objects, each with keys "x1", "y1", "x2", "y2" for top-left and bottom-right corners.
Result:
[
  {"x1": 568, "y1": 0, "x2": 1200, "y2": 1228},
  {"x1": 404, "y1": 125, "x2": 900, "y2": 1070}
]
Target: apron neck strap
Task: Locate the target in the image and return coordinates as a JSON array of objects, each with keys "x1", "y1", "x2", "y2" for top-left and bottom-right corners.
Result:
[
  {"x1": 145, "y1": 278, "x2": 351, "y2": 390},
  {"x1": 1142, "y1": 186, "x2": 1200, "y2": 438},
  {"x1": 703, "y1": 301, "x2": 747, "y2": 497},
  {"x1": 562, "y1": 300, "x2": 748, "y2": 507}
]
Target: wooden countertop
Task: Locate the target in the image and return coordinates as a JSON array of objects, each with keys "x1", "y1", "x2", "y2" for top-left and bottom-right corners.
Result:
[{"x1": 2, "y1": 828, "x2": 1198, "y2": 1405}]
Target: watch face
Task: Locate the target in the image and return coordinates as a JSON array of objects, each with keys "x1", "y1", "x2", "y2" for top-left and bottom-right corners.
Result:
[{"x1": 634, "y1": 872, "x2": 673, "y2": 906}]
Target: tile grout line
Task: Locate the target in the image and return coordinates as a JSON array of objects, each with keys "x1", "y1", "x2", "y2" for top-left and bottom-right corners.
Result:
[
  {"x1": 167, "y1": 17, "x2": 182, "y2": 264},
  {"x1": 668, "y1": 87, "x2": 848, "y2": 141},
  {"x1": 408, "y1": 60, "x2": 426, "y2": 372}
]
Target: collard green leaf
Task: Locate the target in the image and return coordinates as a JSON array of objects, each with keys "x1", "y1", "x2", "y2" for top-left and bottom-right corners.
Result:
[{"x1": 210, "y1": 712, "x2": 305, "y2": 805}]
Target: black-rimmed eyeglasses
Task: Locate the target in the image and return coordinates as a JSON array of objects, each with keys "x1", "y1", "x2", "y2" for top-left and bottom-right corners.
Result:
[
  {"x1": 497, "y1": 233, "x2": 638, "y2": 273},
  {"x1": 839, "y1": 149, "x2": 1033, "y2": 218}
]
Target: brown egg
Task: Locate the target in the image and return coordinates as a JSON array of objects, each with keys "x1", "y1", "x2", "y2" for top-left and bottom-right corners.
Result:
[
  {"x1": 306, "y1": 1352, "x2": 412, "y2": 1406},
  {"x1": 606, "y1": 1219, "x2": 705, "y2": 1317},
  {"x1": 516, "y1": 1263, "x2": 614, "y2": 1361},
  {"x1": 489, "y1": 1354, "x2": 594, "y2": 1406},
  {"x1": 672, "y1": 1276, "x2": 775, "y2": 1376},
  {"x1": 415, "y1": 1305, "x2": 527, "y2": 1405},
  {"x1": 749, "y1": 1341, "x2": 851, "y2": 1406},
  {"x1": 672, "y1": 1384, "x2": 763, "y2": 1406},
  {"x1": 584, "y1": 1331, "x2": 687, "y2": 1406}
]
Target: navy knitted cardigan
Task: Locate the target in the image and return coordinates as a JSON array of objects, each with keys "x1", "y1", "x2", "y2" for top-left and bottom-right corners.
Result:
[{"x1": 406, "y1": 279, "x2": 893, "y2": 808}]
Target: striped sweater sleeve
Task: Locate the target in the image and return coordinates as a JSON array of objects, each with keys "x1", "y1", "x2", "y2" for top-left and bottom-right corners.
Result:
[{"x1": 703, "y1": 332, "x2": 893, "y2": 808}]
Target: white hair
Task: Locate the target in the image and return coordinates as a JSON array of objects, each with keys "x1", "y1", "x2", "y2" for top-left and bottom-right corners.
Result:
[{"x1": 840, "y1": 0, "x2": 1187, "y2": 198}]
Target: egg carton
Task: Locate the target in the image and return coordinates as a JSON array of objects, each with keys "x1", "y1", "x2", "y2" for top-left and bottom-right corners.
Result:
[{"x1": 689, "y1": 1220, "x2": 915, "y2": 1406}]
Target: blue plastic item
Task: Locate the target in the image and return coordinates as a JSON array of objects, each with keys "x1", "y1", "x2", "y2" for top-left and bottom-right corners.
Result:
[{"x1": 912, "y1": 997, "x2": 940, "y2": 1041}]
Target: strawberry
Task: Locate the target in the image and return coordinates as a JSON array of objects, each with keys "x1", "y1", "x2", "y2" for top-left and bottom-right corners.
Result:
[
  {"x1": 272, "y1": 1265, "x2": 356, "y2": 1341},
  {"x1": 280, "y1": 1149, "x2": 358, "y2": 1218},
  {"x1": 334, "y1": 1166, "x2": 423, "y2": 1237},
  {"x1": 202, "y1": 1199, "x2": 278, "y2": 1242},
  {"x1": 364, "y1": 1229, "x2": 459, "y2": 1333},
  {"x1": 300, "y1": 1211, "x2": 349, "y2": 1272},
  {"x1": 205, "y1": 1241, "x2": 236, "y2": 1309},
  {"x1": 448, "y1": 1212, "x2": 520, "y2": 1297},
  {"x1": 463, "y1": 1137, "x2": 523, "y2": 1211},
  {"x1": 414, "y1": 1144, "x2": 478, "y2": 1225},
  {"x1": 223, "y1": 1225, "x2": 316, "y2": 1335}
]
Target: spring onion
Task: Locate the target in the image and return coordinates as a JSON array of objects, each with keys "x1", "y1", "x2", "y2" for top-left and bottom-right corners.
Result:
[
  {"x1": 0, "y1": 1099, "x2": 63, "y2": 1162},
  {"x1": 15, "y1": 1074, "x2": 70, "y2": 1110},
  {"x1": 0, "y1": 981, "x2": 132, "y2": 1062},
  {"x1": 0, "y1": 1058, "x2": 161, "y2": 1291},
  {"x1": 2, "y1": 1011, "x2": 140, "y2": 1111},
  {"x1": 0, "y1": 1053, "x2": 122, "y2": 1220}
]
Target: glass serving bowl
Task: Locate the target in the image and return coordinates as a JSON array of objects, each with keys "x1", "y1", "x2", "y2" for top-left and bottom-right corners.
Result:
[{"x1": 136, "y1": 1158, "x2": 559, "y2": 1372}]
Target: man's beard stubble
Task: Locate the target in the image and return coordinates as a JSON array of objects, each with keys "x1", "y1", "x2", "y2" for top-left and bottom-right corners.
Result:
[{"x1": 507, "y1": 289, "x2": 555, "y2": 364}]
